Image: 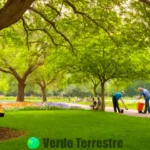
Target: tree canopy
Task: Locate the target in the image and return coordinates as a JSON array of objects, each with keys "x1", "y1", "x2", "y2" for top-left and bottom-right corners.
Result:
[{"x1": 1, "y1": 0, "x2": 150, "y2": 111}]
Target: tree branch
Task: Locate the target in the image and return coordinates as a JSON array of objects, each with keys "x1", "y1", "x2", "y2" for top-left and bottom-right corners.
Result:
[
  {"x1": 21, "y1": 17, "x2": 30, "y2": 49},
  {"x1": 22, "y1": 67, "x2": 33, "y2": 82},
  {"x1": 47, "y1": 78, "x2": 56, "y2": 85},
  {"x1": 64, "y1": 0, "x2": 117, "y2": 45},
  {"x1": 139, "y1": 0, "x2": 150, "y2": 6},
  {"x1": 9, "y1": 66, "x2": 21, "y2": 81},
  {"x1": 46, "y1": 4, "x2": 61, "y2": 16},
  {"x1": 29, "y1": 7, "x2": 74, "y2": 52},
  {"x1": 28, "y1": 28, "x2": 59, "y2": 46},
  {"x1": 0, "y1": 0, "x2": 35, "y2": 30},
  {"x1": 23, "y1": 61, "x2": 44, "y2": 82},
  {"x1": 0, "y1": 58, "x2": 21, "y2": 80},
  {"x1": 0, "y1": 68, "x2": 11, "y2": 74},
  {"x1": 36, "y1": 81, "x2": 43, "y2": 87}
]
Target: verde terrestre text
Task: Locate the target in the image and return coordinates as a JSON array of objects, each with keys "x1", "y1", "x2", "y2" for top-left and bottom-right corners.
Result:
[{"x1": 43, "y1": 138, "x2": 123, "y2": 148}]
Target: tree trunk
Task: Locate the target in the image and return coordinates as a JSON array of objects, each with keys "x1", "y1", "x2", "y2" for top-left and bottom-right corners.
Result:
[
  {"x1": 0, "y1": 0, "x2": 35, "y2": 30},
  {"x1": 100, "y1": 82, "x2": 105, "y2": 111},
  {"x1": 16, "y1": 82, "x2": 26, "y2": 102},
  {"x1": 41, "y1": 86, "x2": 47, "y2": 102}
]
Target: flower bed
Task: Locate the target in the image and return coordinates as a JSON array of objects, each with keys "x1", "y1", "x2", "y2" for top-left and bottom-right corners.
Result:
[{"x1": 0, "y1": 102, "x2": 83, "y2": 111}]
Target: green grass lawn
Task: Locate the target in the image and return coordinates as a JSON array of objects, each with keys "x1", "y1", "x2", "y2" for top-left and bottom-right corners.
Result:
[{"x1": 0, "y1": 110, "x2": 150, "y2": 150}]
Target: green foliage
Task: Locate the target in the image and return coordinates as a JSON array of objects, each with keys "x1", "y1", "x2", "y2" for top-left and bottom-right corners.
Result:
[
  {"x1": 1, "y1": 0, "x2": 150, "y2": 101},
  {"x1": 0, "y1": 0, "x2": 7, "y2": 9},
  {"x1": 0, "y1": 25, "x2": 43, "y2": 75},
  {"x1": 61, "y1": 84, "x2": 92, "y2": 97},
  {"x1": 0, "y1": 78, "x2": 8, "y2": 94},
  {"x1": 125, "y1": 80, "x2": 150, "y2": 96},
  {"x1": 105, "y1": 79, "x2": 130, "y2": 96}
]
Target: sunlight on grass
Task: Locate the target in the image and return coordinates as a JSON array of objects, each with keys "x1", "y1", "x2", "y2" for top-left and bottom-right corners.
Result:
[{"x1": 0, "y1": 110, "x2": 150, "y2": 150}]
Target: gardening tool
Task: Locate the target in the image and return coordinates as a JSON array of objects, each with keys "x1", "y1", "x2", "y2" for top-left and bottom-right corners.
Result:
[
  {"x1": 122, "y1": 102, "x2": 128, "y2": 110},
  {"x1": 124, "y1": 104, "x2": 128, "y2": 110}
]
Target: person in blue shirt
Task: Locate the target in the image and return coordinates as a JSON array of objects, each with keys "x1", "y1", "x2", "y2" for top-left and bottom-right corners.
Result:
[
  {"x1": 137, "y1": 87, "x2": 150, "y2": 114},
  {"x1": 112, "y1": 91, "x2": 125, "y2": 113}
]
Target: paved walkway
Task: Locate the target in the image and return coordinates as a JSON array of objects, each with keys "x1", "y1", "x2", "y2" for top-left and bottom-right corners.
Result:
[
  {"x1": 67, "y1": 103, "x2": 150, "y2": 118},
  {"x1": 1, "y1": 100, "x2": 150, "y2": 118},
  {"x1": 105, "y1": 107, "x2": 150, "y2": 118}
]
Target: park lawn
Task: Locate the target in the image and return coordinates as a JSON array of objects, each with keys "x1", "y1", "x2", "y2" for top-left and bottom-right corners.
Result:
[{"x1": 0, "y1": 110, "x2": 150, "y2": 150}]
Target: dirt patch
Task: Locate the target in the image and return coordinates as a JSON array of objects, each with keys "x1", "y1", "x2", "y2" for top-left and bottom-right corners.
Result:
[{"x1": 0, "y1": 127, "x2": 26, "y2": 141}]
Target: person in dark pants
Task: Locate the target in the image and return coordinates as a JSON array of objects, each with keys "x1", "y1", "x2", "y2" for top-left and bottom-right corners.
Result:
[
  {"x1": 137, "y1": 87, "x2": 150, "y2": 114},
  {"x1": 90, "y1": 97, "x2": 97, "y2": 110},
  {"x1": 97, "y1": 96, "x2": 101, "y2": 109},
  {"x1": 112, "y1": 91, "x2": 125, "y2": 113}
]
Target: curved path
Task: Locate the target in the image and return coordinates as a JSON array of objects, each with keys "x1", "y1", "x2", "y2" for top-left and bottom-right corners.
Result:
[{"x1": 66, "y1": 103, "x2": 150, "y2": 118}]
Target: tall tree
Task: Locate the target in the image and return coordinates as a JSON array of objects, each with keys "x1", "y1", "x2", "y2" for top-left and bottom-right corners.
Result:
[
  {"x1": 65, "y1": 21, "x2": 150, "y2": 111},
  {"x1": 0, "y1": 25, "x2": 45, "y2": 102},
  {"x1": 28, "y1": 54, "x2": 64, "y2": 102}
]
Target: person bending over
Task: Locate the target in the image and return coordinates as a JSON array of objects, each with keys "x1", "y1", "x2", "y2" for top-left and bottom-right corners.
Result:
[{"x1": 112, "y1": 91, "x2": 125, "y2": 113}]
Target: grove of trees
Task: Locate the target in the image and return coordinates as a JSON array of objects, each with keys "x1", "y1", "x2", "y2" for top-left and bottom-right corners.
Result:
[{"x1": 1, "y1": 0, "x2": 150, "y2": 111}]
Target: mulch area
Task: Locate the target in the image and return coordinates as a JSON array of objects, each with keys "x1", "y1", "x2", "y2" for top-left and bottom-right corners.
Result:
[
  {"x1": 0, "y1": 102, "x2": 34, "y2": 141},
  {"x1": 0, "y1": 127, "x2": 26, "y2": 141}
]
